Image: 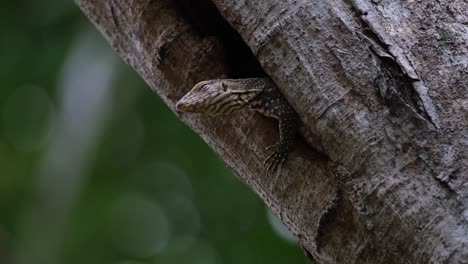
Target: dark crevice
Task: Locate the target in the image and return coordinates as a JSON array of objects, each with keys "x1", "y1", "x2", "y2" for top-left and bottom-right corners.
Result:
[
  {"x1": 315, "y1": 190, "x2": 341, "y2": 254},
  {"x1": 356, "y1": 15, "x2": 432, "y2": 124},
  {"x1": 376, "y1": 58, "x2": 425, "y2": 112},
  {"x1": 356, "y1": 14, "x2": 391, "y2": 56},
  {"x1": 173, "y1": 0, "x2": 266, "y2": 78},
  {"x1": 374, "y1": 57, "x2": 436, "y2": 130},
  {"x1": 358, "y1": 16, "x2": 418, "y2": 104},
  {"x1": 315, "y1": 190, "x2": 367, "y2": 263}
]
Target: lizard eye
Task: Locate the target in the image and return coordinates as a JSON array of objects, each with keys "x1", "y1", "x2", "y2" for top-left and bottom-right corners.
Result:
[{"x1": 221, "y1": 82, "x2": 228, "y2": 92}]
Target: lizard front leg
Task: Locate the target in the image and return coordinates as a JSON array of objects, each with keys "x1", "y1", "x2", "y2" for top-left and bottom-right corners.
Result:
[{"x1": 264, "y1": 114, "x2": 299, "y2": 175}]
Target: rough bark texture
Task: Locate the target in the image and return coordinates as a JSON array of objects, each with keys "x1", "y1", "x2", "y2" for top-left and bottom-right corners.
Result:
[{"x1": 75, "y1": 0, "x2": 467, "y2": 263}]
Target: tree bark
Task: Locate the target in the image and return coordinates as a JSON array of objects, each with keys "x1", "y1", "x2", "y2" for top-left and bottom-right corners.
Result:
[{"x1": 75, "y1": 0, "x2": 468, "y2": 263}]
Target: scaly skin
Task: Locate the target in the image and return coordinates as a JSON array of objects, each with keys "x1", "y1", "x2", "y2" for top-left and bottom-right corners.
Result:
[{"x1": 176, "y1": 78, "x2": 299, "y2": 175}]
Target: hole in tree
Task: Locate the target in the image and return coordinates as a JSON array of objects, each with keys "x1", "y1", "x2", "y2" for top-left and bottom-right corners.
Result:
[{"x1": 173, "y1": 0, "x2": 266, "y2": 78}]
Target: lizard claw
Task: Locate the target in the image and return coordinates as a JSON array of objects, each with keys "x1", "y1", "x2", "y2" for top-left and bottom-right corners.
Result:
[{"x1": 264, "y1": 144, "x2": 286, "y2": 176}]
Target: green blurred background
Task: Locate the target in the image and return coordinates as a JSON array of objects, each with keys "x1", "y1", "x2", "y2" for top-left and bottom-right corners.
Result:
[{"x1": 0, "y1": 1, "x2": 307, "y2": 263}]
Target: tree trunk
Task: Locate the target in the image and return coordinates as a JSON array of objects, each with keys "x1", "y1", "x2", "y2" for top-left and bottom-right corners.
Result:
[{"x1": 75, "y1": 0, "x2": 468, "y2": 263}]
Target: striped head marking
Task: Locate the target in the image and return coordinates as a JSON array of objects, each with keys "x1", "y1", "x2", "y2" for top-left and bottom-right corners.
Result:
[{"x1": 176, "y1": 79, "x2": 261, "y2": 115}]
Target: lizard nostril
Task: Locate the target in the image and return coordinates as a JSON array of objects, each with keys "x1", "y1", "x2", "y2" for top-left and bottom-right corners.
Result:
[{"x1": 176, "y1": 101, "x2": 187, "y2": 112}]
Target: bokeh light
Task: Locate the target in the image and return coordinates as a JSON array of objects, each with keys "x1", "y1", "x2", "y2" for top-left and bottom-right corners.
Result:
[{"x1": 107, "y1": 193, "x2": 170, "y2": 258}]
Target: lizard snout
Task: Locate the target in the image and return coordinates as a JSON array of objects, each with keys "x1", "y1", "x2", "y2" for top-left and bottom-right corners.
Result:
[
  {"x1": 176, "y1": 97, "x2": 194, "y2": 112},
  {"x1": 175, "y1": 101, "x2": 188, "y2": 112}
]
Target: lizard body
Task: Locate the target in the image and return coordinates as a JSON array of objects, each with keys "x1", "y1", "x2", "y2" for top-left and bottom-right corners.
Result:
[{"x1": 176, "y1": 78, "x2": 299, "y2": 175}]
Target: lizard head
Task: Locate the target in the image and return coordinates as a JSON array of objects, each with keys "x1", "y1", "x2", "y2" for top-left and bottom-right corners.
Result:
[{"x1": 176, "y1": 79, "x2": 259, "y2": 115}]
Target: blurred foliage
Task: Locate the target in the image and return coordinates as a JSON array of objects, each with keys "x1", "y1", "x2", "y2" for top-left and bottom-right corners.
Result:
[{"x1": 0, "y1": 1, "x2": 308, "y2": 264}]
